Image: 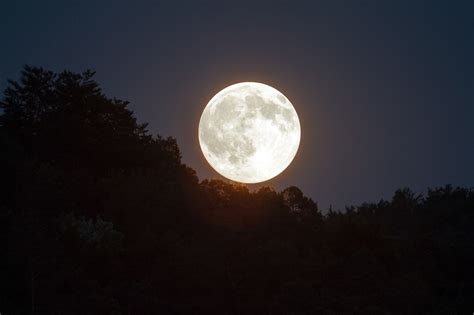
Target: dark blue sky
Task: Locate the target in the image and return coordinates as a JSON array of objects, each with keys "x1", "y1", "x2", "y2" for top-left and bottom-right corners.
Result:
[{"x1": 1, "y1": 1, "x2": 473, "y2": 209}]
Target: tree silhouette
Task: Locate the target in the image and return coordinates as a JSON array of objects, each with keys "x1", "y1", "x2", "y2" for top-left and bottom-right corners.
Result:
[{"x1": 1, "y1": 66, "x2": 473, "y2": 314}]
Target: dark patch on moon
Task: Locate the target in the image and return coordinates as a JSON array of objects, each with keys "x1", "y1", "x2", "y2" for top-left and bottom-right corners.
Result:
[{"x1": 277, "y1": 94, "x2": 287, "y2": 104}]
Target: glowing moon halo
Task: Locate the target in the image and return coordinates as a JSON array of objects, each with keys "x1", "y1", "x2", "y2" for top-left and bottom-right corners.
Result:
[{"x1": 199, "y1": 82, "x2": 301, "y2": 183}]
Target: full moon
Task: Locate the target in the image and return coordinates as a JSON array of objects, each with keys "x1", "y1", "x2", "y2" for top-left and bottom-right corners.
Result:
[{"x1": 198, "y1": 82, "x2": 301, "y2": 183}]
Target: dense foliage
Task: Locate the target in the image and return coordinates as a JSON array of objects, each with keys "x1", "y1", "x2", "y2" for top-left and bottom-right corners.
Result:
[{"x1": 1, "y1": 66, "x2": 473, "y2": 314}]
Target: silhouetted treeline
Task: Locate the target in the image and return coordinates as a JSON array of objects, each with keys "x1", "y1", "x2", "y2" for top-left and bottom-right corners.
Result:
[{"x1": 1, "y1": 66, "x2": 473, "y2": 314}]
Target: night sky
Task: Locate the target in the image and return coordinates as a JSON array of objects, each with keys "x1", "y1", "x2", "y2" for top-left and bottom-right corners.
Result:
[{"x1": 1, "y1": 1, "x2": 473, "y2": 209}]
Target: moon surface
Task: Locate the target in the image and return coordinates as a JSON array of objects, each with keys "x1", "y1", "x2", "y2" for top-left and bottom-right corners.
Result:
[{"x1": 198, "y1": 82, "x2": 301, "y2": 183}]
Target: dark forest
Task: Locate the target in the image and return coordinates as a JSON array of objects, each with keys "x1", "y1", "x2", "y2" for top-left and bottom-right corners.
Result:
[{"x1": 1, "y1": 67, "x2": 473, "y2": 314}]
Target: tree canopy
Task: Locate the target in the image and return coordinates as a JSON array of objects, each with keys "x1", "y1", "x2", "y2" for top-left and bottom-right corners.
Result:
[{"x1": 1, "y1": 66, "x2": 473, "y2": 314}]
